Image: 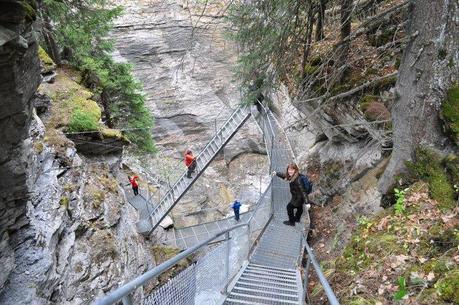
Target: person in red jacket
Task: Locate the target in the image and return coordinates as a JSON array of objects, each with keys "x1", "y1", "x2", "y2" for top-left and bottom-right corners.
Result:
[
  {"x1": 184, "y1": 149, "x2": 196, "y2": 178},
  {"x1": 129, "y1": 175, "x2": 139, "y2": 196}
]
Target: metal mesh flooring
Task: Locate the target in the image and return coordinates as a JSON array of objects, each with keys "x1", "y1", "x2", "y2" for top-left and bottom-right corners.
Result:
[{"x1": 223, "y1": 109, "x2": 307, "y2": 304}]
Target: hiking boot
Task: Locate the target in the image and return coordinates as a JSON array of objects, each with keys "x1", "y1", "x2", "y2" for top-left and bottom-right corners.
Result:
[
  {"x1": 283, "y1": 220, "x2": 295, "y2": 226},
  {"x1": 294, "y1": 219, "x2": 301, "y2": 223}
]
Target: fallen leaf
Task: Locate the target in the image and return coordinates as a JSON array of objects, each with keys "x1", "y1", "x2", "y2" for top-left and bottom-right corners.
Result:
[{"x1": 427, "y1": 272, "x2": 435, "y2": 281}]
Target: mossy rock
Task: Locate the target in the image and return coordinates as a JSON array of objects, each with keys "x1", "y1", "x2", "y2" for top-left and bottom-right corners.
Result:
[
  {"x1": 435, "y1": 270, "x2": 459, "y2": 303},
  {"x1": 406, "y1": 148, "x2": 456, "y2": 210},
  {"x1": 420, "y1": 258, "x2": 452, "y2": 275},
  {"x1": 67, "y1": 97, "x2": 101, "y2": 132},
  {"x1": 38, "y1": 46, "x2": 56, "y2": 73},
  {"x1": 441, "y1": 83, "x2": 459, "y2": 146},
  {"x1": 101, "y1": 128, "x2": 130, "y2": 142},
  {"x1": 33, "y1": 142, "x2": 44, "y2": 154},
  {"x1": 59, "y1": 196, "x2": 70, "y2": 209},
  {"x1": 71, "y1": 96, "x2": 101, "y2": 121}
]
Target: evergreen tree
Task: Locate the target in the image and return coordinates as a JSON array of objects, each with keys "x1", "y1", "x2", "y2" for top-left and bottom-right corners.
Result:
[{"x1": 40, "y1": 0, "x2": 155, "y2": 152}]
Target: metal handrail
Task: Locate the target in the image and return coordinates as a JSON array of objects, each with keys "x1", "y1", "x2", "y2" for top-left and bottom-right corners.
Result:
[
  {"x1": 301, "y1": 233, "x2": 340, "y2": 305},
  {"x1": 93, "y1": 222, "x2": 249, "y2": 305},
  {"x1": 163, "y1": 181, "x2": 272, "y2": 246},
  {"x1": 148, "y1": 106, "x2": 250, "y2": 219}
]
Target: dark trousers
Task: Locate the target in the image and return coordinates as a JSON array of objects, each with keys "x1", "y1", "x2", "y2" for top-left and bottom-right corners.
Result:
[
  {"x1": 287, "y1": 202, "x2": 303, "y2": 223},
  {"x1": 234, "y1": 209, "x2": 240, "y2": 221},
  {"x1": 132, "y1": 186, "x2": 139, "y2": 196},
  {"x1": 187, "y1": 161, "x2": 196, "y2": 178}
]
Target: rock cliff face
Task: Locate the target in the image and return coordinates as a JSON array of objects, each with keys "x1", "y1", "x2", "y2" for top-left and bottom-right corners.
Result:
[
  {"x1": 0, "y1": 0, "x2": 41, "y2": 291},
  {"x1": 111, "y1": 0, "x2": 269, "y2": 224},
  {"x1": 0, "y1": 0, "x2": 41, "y2": 208},
  {"x1": 0, "y1": 4, "x2": 160, "y2": 304}
]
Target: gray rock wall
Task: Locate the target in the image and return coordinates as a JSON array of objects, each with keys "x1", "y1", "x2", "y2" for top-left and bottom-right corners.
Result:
[
  {"x1": 0, "y1": 0, "x2": 40, "y2": 205},
  {"x1": 0, "y1": 0, "x2": 40, "y2": 292}
]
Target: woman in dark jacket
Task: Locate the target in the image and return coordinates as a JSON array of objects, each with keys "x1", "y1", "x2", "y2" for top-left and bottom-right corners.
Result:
[{"x1": 272, "y1": 163, "x2": 307, "y2": 226}]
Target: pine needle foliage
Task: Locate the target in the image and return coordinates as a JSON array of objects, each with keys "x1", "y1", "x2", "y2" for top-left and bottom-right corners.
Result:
[
  {"x1": 41, "y1": 0, "x2": 155, "y2": 152},
  {"x1": 226, "y1": 0, "x2": 313, "y2": 100}
]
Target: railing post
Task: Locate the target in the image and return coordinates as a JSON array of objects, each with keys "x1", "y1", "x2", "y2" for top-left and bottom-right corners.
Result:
[
  {"x1": 303, "y1": 256, "x2": 311, "y2": 305},
  {"x1": 225, "y1": 231, "x2": 230, "y2": 281},
  {"x1": 246, "y1": 222, "x2": 251, "y2": 260},
  {"x1": 122, "y1": 294, "x2": 133, "y2": 305}
]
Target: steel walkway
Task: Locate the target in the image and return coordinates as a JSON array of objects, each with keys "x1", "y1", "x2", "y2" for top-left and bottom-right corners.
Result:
[
  {"x1": 93, "y1": 106, "x2": 341, "y2": 305},
  {"x1": 223, "y1": 108, "x2": 306, "y2": 305},
  {"x1": 148, "y1": 106, "x2": 251, "y2": 232},
  {"x1": 164, "y1": 183, "x2": 272, "y2": 249}
]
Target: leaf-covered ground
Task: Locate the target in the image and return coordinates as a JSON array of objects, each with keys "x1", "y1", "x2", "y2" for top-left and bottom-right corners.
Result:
[{"x1": 309, "y1": 182, "x2": 458, "y2": 304}]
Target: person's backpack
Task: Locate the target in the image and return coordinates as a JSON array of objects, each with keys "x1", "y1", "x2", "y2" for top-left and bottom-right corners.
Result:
[{"x1": 299, "y1": 174, "x2": 313, "y2": 195}]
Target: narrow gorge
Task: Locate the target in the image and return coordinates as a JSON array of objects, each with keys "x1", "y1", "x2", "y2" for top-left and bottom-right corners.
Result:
[{"x1": 0, "y1": 0, "x2": 458, "y2": 304}]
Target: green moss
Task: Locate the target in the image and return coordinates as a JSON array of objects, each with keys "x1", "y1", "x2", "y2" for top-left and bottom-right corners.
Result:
[
  {"x1": 71, "y1": 96, "x2": 101, "y2": 121},
  {"x1": 330, "y1": 83, "x2": 351, "y2": 96},
  {"x1": 98, "y1": 175, "x2": 119, "y2": 193},
  {"x1": 421, "y1": 259, "x2": 451, "y2": 274},
  {"x1": 64, "y1": 183, "x2": 76, "y2": 192},
  {"x1": 435, "y1": 270, "x2": 459, "y2": 303},
  {"x1": 59, "y1": 196, "x2": 70, "y2": 209},
  {"x1": 366, "y1": 233, "x2": 404, "y2": 254},
  {"x1": 359, "y1": 95, "x2": 379, "y2": 112},
  {"x1": 406, "y1": 148, "x2": 456, "y2": 210},
  {"x1": 68, "y1": 109, "x2": 100, "y2": 132},
  {"x1": 303, "y1": 64, "x2": 319, "y2": 76},
  {"x1": 20, "y1": 0, "x2": 37, "y2": 21},
  {"x1": 38, "y1": 46, "x2": 56, "y2": 73},
  {"x1": 67, "y1": 96, "x2": 101, "y2": 132},
  {"x1": 309, "y1": 56, "x2": 322, "y2": 66},
  {"x1": 347, "y1": 296, "x2": 380, "y2": 305},
  {"x1": 92, "y1": 191, "x2": 105, "y2": 208},
  {"x1": 38, "y1": 47, "x2": 54, "y2": 66},
  {"x1": 370, "y1": 75, "x2": 397, "y2": 94},
  {"x1": 441, "y1": 83, "x2": 459, "y2": 145},
  {"x1": 101, "y1": 128, "x2": 130, "y2": 142},
  {"x1": 33, "y1": 142, "x2": 44, "y2": 154}
]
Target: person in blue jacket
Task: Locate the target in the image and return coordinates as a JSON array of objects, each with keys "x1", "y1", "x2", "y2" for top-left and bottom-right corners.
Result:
[{"x1": 232, "y1": 199, "x2": 241, "y2": 221}]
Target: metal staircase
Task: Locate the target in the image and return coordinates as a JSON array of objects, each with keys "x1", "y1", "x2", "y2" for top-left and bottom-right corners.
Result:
[
  {"x1": 94, "y1": 105, "x2": 340, "y2": 305},
  {"x1": 225, "y1": 263, "x2": 302, "y2": 305},
  {"x1": 149, "y1": 106, "x2": 251, "y2": 232}
]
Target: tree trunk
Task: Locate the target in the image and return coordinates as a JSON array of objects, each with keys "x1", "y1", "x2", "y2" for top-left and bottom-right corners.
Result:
[
  {"x1": 41, "y1": 7, "x2": 61, "y2": 65},
  {"x1": 302, "y1": 3, "x2": 315, "y2": 77},
  {"x1": 101, "y1": 89, "x2": 113, "y2": 128},
  {"x1": 315, "y1": 0, "x2": 327, "y2": 41},
  {"x1": 378, "y1": 0, "x2": 459, "y2": 194},
  {"x1": 336, "y1": 0, "x2": 353, "y2": 83}
]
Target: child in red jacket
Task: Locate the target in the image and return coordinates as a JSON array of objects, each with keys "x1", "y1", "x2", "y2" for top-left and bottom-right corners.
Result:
[
  {"x1": 129, "y1": 175, "x2": 139, "y2": 196},
  {"x1": 184, "y1": 150, "x2": 196, "y2": 178}
]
